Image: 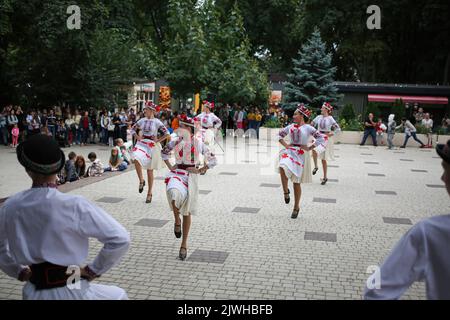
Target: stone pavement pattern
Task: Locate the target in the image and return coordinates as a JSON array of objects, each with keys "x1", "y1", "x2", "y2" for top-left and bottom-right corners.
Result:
[{"x1": 0, "y1": 135, "x2": 447, "y2": 300}]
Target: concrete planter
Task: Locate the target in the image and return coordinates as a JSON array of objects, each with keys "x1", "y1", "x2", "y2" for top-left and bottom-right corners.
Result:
[
  {"x1": 335, "y1": 131, "x2": 450, "y2": 147},
  {"x1": 259, "y1": 127, "x2": 450, "y2": 147}
]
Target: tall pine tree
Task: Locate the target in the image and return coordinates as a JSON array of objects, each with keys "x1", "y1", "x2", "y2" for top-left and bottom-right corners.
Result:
[{"x1": 283, "y1": 28, "x2": 340, "y2": 112}]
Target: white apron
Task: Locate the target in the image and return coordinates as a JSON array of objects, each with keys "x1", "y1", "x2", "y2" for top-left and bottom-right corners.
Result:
[
  {"x1": 301, "y1": 151, "x2": 312, "y2": 183},
  {"x1": 165, "y1": 170, "x2": 199, "y2": 216},
  {"x1": 132, "y1": 139, "x2": 164, "y2": 170},
  {"x1": 319, "y1": 135, "x2": 335, "y2": 161}
]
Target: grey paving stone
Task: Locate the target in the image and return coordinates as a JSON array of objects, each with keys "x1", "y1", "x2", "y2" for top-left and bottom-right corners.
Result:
[
  {"x1": 328, "y1": 165, "x2": 339, "y2": 168},
  {"x1": 232, "y1": 207, "x2": 261, "y2": 213},
  {"x1": 375, "y1": 191, "x2": 397, "y2": 195},
  {"x1": 199, "y1": 190, "x2": 212, "y2": 195},
  {"x1": 219, "y1": 172, "x2": 238, "y2": 176},
  {"x1": 96, "y1": 197, "x2": 125, "y2": 203},
  {"x1": 313, "y1": 198, "x2": 337, "y2": 204},
  {"x1": 360, "y1": 153, "x2": 373, "y2": 156},
  {"x1": 304, "y1": 232, "x2": 337, "y2": 243},
  {"x1": 364, "y1": 162, "x2": 379, "y2": 165},
  {"x1": 187, "y1": 250, "x2": 229, "y2": 264},
  {"x1": 426, "y1": 184, "x2": 445, "y2": 189},
  {"x1": 260, "y1": 183, "x2": 281, "y2": 188},
  {"x1": 134, "y1": 219, "x2": 169, "y2": 228},
  {"x1": 383, "y1": 217, "x2": 413, "y2": 225},
  {"x1": 328, "y1": 179, "x2": 339, "y2": 183},
  {"x1": 411, "y1": 169, "x2": 428, "y2": 173},
  {"x1": 400, "y1": 159, "x2": 414, "y2": 162},
  {"x1": 368, "y1": 173, "x2": 385, "y2": 177}
]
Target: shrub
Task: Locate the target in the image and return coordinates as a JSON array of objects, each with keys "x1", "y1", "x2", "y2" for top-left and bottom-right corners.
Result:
[
  {"x1": 338, "y1": 115, "x2": 364, "y2": 131},
  {"x1": 263, "y1": 118, "x2": 282, "y2": 128},
  {"x1": 340, "y1": 104, "x2": 356, "y2": 122}
]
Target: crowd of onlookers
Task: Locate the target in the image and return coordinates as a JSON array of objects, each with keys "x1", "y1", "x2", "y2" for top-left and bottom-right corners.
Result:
[
  {"x1": 360, "y1": 104, "x2": 447, "y2": 149},
  {"x1": 0, "y1": 103, "x2": 277, "y2": 149}
]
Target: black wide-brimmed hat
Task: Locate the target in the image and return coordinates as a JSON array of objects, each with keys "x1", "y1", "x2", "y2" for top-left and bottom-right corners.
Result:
[
  {"x1": 436, "y1": 139, "x2": 450, "y2": 164},
  {"x1": 17, "y1": 134, "x2": 65, "y2": 175}
]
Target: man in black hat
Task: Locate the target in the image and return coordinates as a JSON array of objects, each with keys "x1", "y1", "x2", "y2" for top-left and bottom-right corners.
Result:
[
  {"x1": 365, "y1": 140, "x2": 450, "y2": 300},
  {"x1": 0, "y1": 134, "x2": 130, "y2": 300}
]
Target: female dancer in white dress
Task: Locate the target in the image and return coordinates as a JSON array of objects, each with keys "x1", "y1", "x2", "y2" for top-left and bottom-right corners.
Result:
[
  {"x1": 161, "y1": 116, "x2": 217, "y2": 260},
  {"x1": 278, "y1": 104, "x2": 327, "y2": 218},
  {"x1": 311, "y1": 102, "x2": 340, "y2": 185},
  {"x1": 193, "y1": 101, "x2": 222, "y2": 151},
  {"x1": 131, "y1": 101, "x2": 170, "y2": 203}
]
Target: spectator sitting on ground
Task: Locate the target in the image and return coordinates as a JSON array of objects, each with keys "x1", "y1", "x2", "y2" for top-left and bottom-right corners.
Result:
[
  {"x1": 86, "y1": 152, "x2": 104, "y2": 177},
  {"x1": 64, "y1": 151, "x2": 79, "y2": 182},
  {"x1": 104, "y1": 148, "x2": 128, "y2": 172},
  {"x1": 75, "y1": 155, "x2": 87, "y2": 178},
  {"x1": 114, "y1": 138, "x2": 132, "y2": 165},
  {"x1": 365, "y1": 139, "x2": 450, "y2": 300}
]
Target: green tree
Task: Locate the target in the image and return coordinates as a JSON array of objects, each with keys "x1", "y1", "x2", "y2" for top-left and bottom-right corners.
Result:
[{"x1": 283, "y1": 28, "x2": 341, "y2": 111}]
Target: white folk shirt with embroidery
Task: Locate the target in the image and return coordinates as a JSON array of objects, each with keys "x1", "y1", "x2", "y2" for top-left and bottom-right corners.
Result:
[
  {"x1": 0, "y1": 188, "x2": 130, "y2": 278},
  {"x1": 278, "y1": 124, "x2": 326, "y2": 147},
  {"x1": 311, "y1": 115, "x2": 341, "y2": 133},
  {"x1": 365, "y1": 215, "x2": 450, "y2": 300},
  {"x1": 131, "y1": 117, "x2": 168, "y2": 139},
  {"x1": 194, "y1": 112, "x2": 222, "y2": 129},
  {"x1": 161, "y1": 134, "x2": 218, "y2": 168}
]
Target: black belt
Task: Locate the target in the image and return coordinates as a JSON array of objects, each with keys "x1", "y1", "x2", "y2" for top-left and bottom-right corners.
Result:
[
  {"x1": 320, "y1": 131, "x2": 330, "y2": 134},
  {"x1": 177, "y1": 164, "x2": 196, "y2": 170},
  {"x1": 30, "y1": 262, "x2": 72, "y2": 290}
]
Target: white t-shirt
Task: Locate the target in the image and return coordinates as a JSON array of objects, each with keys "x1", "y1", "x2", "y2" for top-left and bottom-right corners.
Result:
[
  {"x1": 365, "y1": 214, "x2": 450, "y2": 300},
  {"x1": 422, "y1": 119, "x2": 433, "y2": 129}
]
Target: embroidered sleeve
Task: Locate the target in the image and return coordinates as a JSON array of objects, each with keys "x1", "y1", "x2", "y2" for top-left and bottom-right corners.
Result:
[
  {"x1": 278, "y1": 125, "x2": 290, "y2": 140},
  {"x1": 311, "y1": 126, "x2": 326, "y2": 147},
  {"x1": 157, "y1": 120, "x2": 169, "y2": 136},
  {"x1": 161, "y1": 138, "x2": 179, "y2": 161},
  {"x1": 212, "y1": 114, "x2": 222, "y2": 129},
  {"x1": 130, "y1": 119, "x2": 143, "y2": 136},
  {"x1": 331, "y1": 117, "x2": 341, "y2": 133}
]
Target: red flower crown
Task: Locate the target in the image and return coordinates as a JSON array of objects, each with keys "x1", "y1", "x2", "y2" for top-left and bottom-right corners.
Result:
[
  {"x1": 322, "y1": 102, "x2": 333, "y2": 113},
  {"x1": 296, "y1": 103, "x2": 311, "y2": 118},
  {"x1": 203, "y1": 101, "x2": 214, "y2": 110}
]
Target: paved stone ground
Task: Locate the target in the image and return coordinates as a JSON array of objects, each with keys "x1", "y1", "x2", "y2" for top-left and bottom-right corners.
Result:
[{"x1": 0, "y1": 134, "x2": 447, "y2": 300}]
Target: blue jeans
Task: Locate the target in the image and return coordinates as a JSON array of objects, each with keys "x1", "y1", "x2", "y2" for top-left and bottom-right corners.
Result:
[
  {"x1": 360, "y1": 128, "x2": 377, "y2": 146},
  {"x1": 76, "y1": 129, "x2": 82, "y2": 144},
  {"x1": 105, "y1": 162, "x2": 128, "y2": 172},
  {"x1": 47, "y1": 125, "x2": 56, "y2": 139},
  {"x1": 402, "y1": 132, "x2": 424, "y2": 147},
  {"x1": 101, "y1": 128, "x2": 109, "y2": 144},
  {"x1": 0, "y1": 126, "x2": 8, "y2": 145}
]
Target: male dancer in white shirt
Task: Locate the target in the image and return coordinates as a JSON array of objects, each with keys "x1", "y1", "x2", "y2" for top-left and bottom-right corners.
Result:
[
  {"x1": 0, "y1": 134, "x2": 130, "y2": 300},
  {"x1": 365, "y1": 139, "x2": 450, "y2": 299}
]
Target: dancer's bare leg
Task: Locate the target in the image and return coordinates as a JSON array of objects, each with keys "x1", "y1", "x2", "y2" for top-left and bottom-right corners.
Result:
[
  {"x1": 280, "y1": 167, "x2": 289, "y2": 194},
  {"x1": 293, "y1": 183, "x2": 301, "y2": 210},
  {"x1": 322, "y1": 160, "x2": 328, "y2": 180},
  {"x1": 172, "y1": 201, "x2": 181, "y2": 226},
  {"x1": 147, "y1": 169, "x2": 154, "y2": 196},
  {"x1": 135, "y1": 161, "x2": 144, "y2": 183},
  {"x1": 181, "y1": 215, "x2": 192, "y2": 250},
  {"x1": 312, "y1": 150, "x2": 318, "y2": 169}
]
